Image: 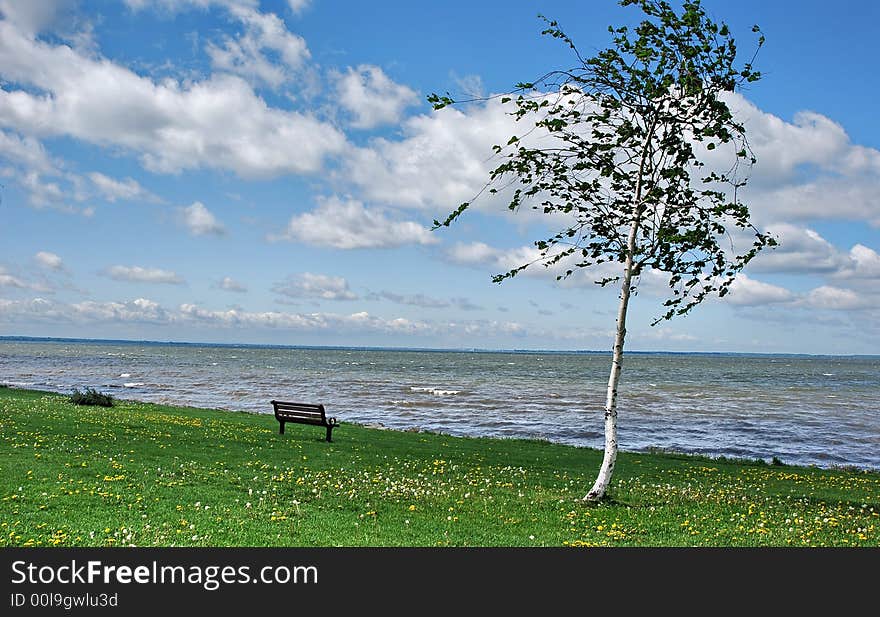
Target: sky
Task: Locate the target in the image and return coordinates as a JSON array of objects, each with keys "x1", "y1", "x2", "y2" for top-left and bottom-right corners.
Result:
[{"x1": 0, "y1": 0, "x2": 878, "y2": 354}]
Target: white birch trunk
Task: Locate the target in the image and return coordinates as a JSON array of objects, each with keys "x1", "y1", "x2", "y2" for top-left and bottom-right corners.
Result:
[
  {"x1": 584, "y1": 221, "x2": 638, "y2": 501},
  {"x1": 583, "y1": 115, "x2": 656, "y2": 502}
]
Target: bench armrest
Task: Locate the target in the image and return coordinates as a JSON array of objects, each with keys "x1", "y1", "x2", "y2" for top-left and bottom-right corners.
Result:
[{"x1": 328, "y1": 417, "x2": 339, "y2": 426}]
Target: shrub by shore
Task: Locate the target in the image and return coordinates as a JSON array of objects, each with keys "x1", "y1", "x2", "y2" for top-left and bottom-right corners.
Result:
[{"x1": 0, "y1": 387, "x2": 877, "y2": 547}]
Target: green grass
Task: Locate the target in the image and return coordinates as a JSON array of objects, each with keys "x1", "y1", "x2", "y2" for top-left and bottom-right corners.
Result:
[{"x1": 1, "y1": 387, "x2": 877, "y2": 547}]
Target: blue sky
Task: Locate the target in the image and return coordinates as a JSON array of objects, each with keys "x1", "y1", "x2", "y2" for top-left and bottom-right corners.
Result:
[{"x1": 1, "y1": 0, "x2": 878, "y2": 354}]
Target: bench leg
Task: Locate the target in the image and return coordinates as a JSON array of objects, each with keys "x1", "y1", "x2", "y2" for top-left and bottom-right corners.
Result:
[
  {"x1": 279, "y1": 421, "x2": 285, "y2": 435},
  {"x1": 325, "y1": 425, "x2": 333, "y2": 443}
]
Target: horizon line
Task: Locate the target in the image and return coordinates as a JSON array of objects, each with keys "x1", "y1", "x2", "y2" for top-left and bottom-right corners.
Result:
[{"x1": 1, "y1": 334, "x2": 877, "y2": 358}]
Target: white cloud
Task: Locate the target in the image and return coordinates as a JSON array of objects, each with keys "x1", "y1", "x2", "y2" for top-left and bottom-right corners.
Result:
[
  {"x1": 339, "y1": 89, "x2": 880, "y2": 236},
  {"x1": 711, "y1": 93, "x2": 880, "y2": 226},
  {"x1": 0, "y1": 129, "x2": 57, "y2": 174},
  {"x1": 0, "y1": 0, "x2": 75, "y2": 36},
  {"x1": 724, "y1": 274, "x2": 795, "y2": 307},
  {"x1": 743, "y1": 225, "x2": 880, "y2": 285},
  {"x1": 803, "y1": 285, "x2": 872, "y2": 311},
  {"x1": 206, "y1": 5, "x2": 310, "y2": 89},
  {"x1": 34, "y1": 251, "x2": 63, "y2": 270},
  {"x1": 88, "y1": 172, "x2": 156, "y2": 203},
  {"x1": 0, "y1": 265, "x2": 52, "y2": 292},
  {"x1": 287, "y1": 0, "x2": 310, "y2": 14},
  {"x1": 0, "y1": 266, "x2": 27, "y2": 288},
  {"x1": 180, "y1": 201, "x2": 226, "y2": 236},
  {"x1": 748, "y1": 224, "x2": 847, "y2": 274},
  {"x1": 748, "y1": 180, "x2": 880, "y2": 227},
  {"x1": 71, "y1": 297, "x2": 171, "y2": 323},
  {"x1": 216, "y1": 276, "x2": 247, "y2": 292},
  {"x1": 1, "y1": 132, "x2": 152, "y2": 212},
  {"x1": 446, "y1": 241, "x2": 502, "y2": 265},
  {"x1": 344, "y1": 98, "x2": 520, "y2": 210},
  {"x1": 19, "y1": 171, "x2": 65, "y2": 208},
  {"x1": 105, "y1": 265, "x2": 184, "y2": 285},
  {"x1": 838, "y1": 244, "x2": 880, "y2": 280},
  {"x1": 445, "y1": 240, "x2": 626, "y2": 290},
  {"x1": 334, "y1": 65, "x2": 419, "y2": 129},
  {"x1": 726, "y1": 94, "x2": 880, "y2": 184},
  {"x1": 0, "y1": 295, "x2": 539, "y2": 340},
  {"x1": 273, "y1": 273, "x2": 357, "y2": 301},
  {"x1": 274, "y1": 195, "x2": 437, "y2": 249},
  {"x1": 0, "y1": 20, "x2": 347, "y2": 178}
]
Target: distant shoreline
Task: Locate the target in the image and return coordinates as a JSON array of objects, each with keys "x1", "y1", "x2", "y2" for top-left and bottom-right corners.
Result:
[{"x1": 2, "y1": 334, "x2": 876, "y2": 359}]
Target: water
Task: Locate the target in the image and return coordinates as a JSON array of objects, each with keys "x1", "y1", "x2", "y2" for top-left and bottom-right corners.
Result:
[{"x1": 2, "y1": 338, "x2": 878, "y2": 470}]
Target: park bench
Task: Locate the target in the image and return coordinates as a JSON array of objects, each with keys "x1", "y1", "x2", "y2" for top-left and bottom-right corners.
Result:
[{"x1": 271, "y1": 400, "x2": 338, "y2": 442}]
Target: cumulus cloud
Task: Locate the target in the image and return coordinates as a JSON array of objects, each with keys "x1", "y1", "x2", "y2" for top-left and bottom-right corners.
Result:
[
  {"x1": 216, "y1": 276, "x2": 247, "y2": 292},
  {"x1": 334, "y1": 65, "x2": 419, "y2": 129},
  {"x1": 726, "y1": 94, "x2": 880, "y2": 185},
  {"x1": 272, "y1": 273, "x2": 357, "y2": 301},
  {"x1": 723, "y1": 274, "x2": 796, "y2": 307},
  {"x1": 105, "y1": 265, "x2": 184, "y2": 285},
  {"x1": 180, "y1": 201, "x2": 226, "y2": 236},
  {"x1": 0, "y1": 129, "x2": 57, "y2": 174},
  {"x1": 0, "y1": 266, "x2": 28, "y2": 288},
  {"x1": 34, "y1": 251, "x2": 63, "y2": 270},
  {"x1": 803, "y1": 286, "x2": 872, "y2": 311},
  {"x1": 445, "y1": 240, "x2": 626, "y2": 290},
  {"x1": 88, "y1": 172, "x2": 157, "y2": 203},
  {"x1": 337, "y1": 88, "x2": 880, "y2": 236},
  {"x1": 837, "y1": 244, "x2": 880, "y2": 280},
  {"x1": 343, "y1": 98, "x2": 521, "y2": 211},
  {"x1": 206, "y1": 4, "x2": 310, "y2": 89},
  {"x1": 446, "y1": 241, "x2": 502, "y2": 266},
  {"x1": 747, "y1": 224, "x2": 846, "y2": 274},
  {"x1": 0, "y1": 19, "x2": 347, "y2": 178},
  {"x1": 0, "y1": 0, "x2": 76, "y2": 36},
  {"x1": 0, "y1": 294, "x2": 518, "y2": 339},
  {"x1": 0, "y1": 131, "x2": 155, "y2": 210},
  {"x1": 712, "y1": 94, "x2": 880, "y2": 227},
  {"x1": 274, "y1": 195, "x2": 437, "y2": 249},
  {"x1": 18, "y1": 171, "x2": 66, "y2": 209},
  {"x1": 742, "y1": 225, "x2": 880, "y2": 287}
]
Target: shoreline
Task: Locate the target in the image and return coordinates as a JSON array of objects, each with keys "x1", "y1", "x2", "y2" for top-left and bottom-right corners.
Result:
[
  {"x1": 1, "y1": 386, "x2": 878, "y2": 547},
  {"x1": 3, "y1": 382, "x2": 878, "y2": 474}
]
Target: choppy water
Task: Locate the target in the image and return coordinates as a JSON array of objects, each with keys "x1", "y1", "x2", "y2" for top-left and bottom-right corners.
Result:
[{"x1": 2, "y1": 339, "x2": 878, "y2": 470}]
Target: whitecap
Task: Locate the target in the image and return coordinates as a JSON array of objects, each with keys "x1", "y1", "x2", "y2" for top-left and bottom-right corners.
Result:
[
  {"x1": 119, "y1": 373, "x2": 131, "y2": 378},
  {"x1": 410, "y1": 386, "x2": 460, "y2": 396},
  {"x1": 123, "y1": 382, "x2": 145, "y2": 388}
]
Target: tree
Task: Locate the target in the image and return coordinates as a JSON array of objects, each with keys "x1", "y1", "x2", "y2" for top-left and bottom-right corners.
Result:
[{"x1": 429, "y1": 0, "x2": 776, "y2": 501}]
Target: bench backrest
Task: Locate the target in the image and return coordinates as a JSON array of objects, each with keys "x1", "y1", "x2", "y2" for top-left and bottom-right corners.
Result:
[{"x1": 271, "y1": 400, "x2": 327, "y2": 425}]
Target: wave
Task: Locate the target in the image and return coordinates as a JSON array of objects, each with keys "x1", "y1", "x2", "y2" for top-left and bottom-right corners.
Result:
[{"x1": 410, "y1": 386, "x2": 461, "y2": 396}]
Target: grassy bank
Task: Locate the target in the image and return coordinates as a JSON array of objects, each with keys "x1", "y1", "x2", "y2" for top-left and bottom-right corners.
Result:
[{"x1": 1, "y1": 387, "x2": 877, "y2": 547}]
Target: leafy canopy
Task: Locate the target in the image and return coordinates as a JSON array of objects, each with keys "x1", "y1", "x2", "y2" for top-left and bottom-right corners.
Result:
[{"x1": 429, "y1": 0, "x2": 775, "y2": 324}]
